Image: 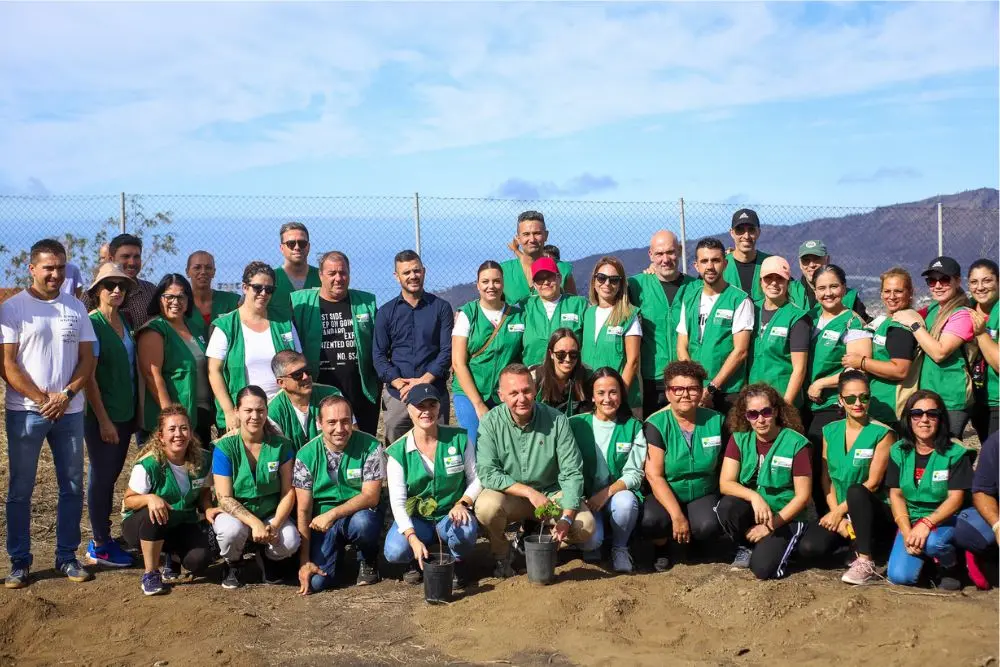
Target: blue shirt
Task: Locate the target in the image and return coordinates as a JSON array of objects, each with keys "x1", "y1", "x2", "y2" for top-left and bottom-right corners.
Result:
[
  {"x1": 973, "y1": 431, "x2": 998, "y2": 499},
  {"x1": 373, "y1": 292, "x2": 453, "y2": 399},
  {"x1": 212, "y1": 445, "x2": 294, "y2": 477}
]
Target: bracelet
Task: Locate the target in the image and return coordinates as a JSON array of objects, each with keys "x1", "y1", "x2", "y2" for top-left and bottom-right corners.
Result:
[
  {"x1": 916, "y1": 517, "x2": 936, "y2": 531},
  {"x1": 992, "y1": 520, "x2": 1000, "y2": 534},
  {"x1": 860, "y1": 356, "x2": 867, "y2": 371}
]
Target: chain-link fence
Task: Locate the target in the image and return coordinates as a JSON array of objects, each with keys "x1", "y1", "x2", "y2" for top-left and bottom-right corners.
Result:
[{"x1": 0, "y1": 192, "x2": 996, "y2": 310}]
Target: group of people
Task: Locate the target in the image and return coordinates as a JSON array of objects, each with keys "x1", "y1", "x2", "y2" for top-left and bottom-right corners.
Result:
[{"x1": 1, "y1": 208, "x2": 997, "y2": 597}]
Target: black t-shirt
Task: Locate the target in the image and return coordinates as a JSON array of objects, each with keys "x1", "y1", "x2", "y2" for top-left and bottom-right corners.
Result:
[
  {"x1": 759, "y1": 307, "x2": 811, "y2": 352},
  {"x1": 885, "y1": 449, "x2": 974, "y2": 490},
  {"x1": 659, "y1": 275, "x2": 687, "y2": 304},
  {"x1": 885, "y1": 326, "x2": 918, "y2": 360},
  {"x1": 317, "y1": 297, "x2": 363, "y2": 405},
  {"x1": 733, "y1": 258, "x2": 757, "y2": 295}
]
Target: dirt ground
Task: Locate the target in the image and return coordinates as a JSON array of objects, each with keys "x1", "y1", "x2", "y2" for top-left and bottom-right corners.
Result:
[{"x1": 0, "y1": 416, "x2": 997, "y2": 666}]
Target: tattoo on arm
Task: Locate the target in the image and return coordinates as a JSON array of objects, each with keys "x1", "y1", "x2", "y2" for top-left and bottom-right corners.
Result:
[{"x1": 219, "y1": 495, "x2": 259, "y2": 526}]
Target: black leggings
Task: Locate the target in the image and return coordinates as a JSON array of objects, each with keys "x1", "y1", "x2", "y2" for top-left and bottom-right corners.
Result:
[
  {"x1": 641, "y1": 493, "x2": 722, "y2": 544},
  {"x1": 121, "y1": 511, "x2": 213, "y2": 575},
  {"x1": 806, "y1": 407, "x2": 841, "y2": 515},
  {"x1": 716, "y1": 495, "x2": 806, "y2": 580},
  {"x1": 797, "y1": 484, "x2": 895, "y2": 560}
]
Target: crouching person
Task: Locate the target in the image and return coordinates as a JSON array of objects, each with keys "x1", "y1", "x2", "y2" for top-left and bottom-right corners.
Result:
[
  {"x1": 295, "y1": 395, "x2": 386, "y2": 594},
  {"x1": 212, "y1": 386, "x2": 300, "y2": 589},
  {"x1": 474, "y1": 363, "x2": 596, "y2": 578}
]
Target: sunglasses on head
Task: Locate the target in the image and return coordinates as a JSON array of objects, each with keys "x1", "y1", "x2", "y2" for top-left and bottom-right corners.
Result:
[
  {"x1": 924, "y1": 275, "x2": 952, "y2": 287},
  {"x1": 840, "y1": 393, "x2": 870, "y2": 405},
  {"x1": 282, "y1": 367, "x2": 311, "y2": 382},
  {"x1": 553, "y1": 350, "x2": 579, "y2": 362},
  {"x1": 594, "y1": 273, "x2": 622, "y2": 287},
  {"x1": 745, "y1": 407, "x2": 774, "y2": 422},
  {"x1": 908, "y1": 408, "x2": 942, "y2": 421},
  {"x1": 100, "y1": 280, "x2": 128, "y2": 292},
  {"x1": 668, "y1": 385, "x2": 702, "y2": 396},
  {"x1": 283, "y1": 239, "x2": 309, "y2": 250},
  {"x1": 246, "y1": 283, "x2": 276, "y2": 295}
]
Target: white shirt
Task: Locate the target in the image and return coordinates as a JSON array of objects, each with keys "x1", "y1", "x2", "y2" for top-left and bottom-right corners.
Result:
[
  {"x1": 452, "y1": 304, "x2": 505, "y2": 338},
  {"x1": 128, "y1": 460, "x2": 212, "y2": 496},
  {"x1": 592, "y1": 305, "x2": 642, "y2": 342},
  {"x1": 206, "y1": 322, "x2": 302, "y2": 399},
  {"x1": 387, "y1": 432, "x2": 483, "y2": 534},
  {"x1": 541, "y1": 296, "x2": 561, "y2": 319},
  {"x1": 676, "y1": 294, "x2": 755, "y2": 339},
  {"x1": 0, "y1": 290, "x2": 96, "y2": 413},
  {"x1": 61, "y1": 263, "x2": 84, "y2": 297}
]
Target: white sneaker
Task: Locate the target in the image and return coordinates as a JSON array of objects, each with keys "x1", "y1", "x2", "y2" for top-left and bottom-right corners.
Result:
[
  {"x1": 841, "y1": 558, "x2": 877, "y2": 585},
  {"x1": 611, "y1": 547, "x2": 634, "y2": 574},
  {"x1": 730, "y1": 546, "x2": 752, "y2": 570}
]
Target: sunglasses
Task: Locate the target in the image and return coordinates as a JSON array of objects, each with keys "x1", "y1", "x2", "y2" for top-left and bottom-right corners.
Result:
[
  {"x1": 553, "y1": 350, "x2": 579, "y2": 362},
  {"x1": 100, "y1": 280, "x2": 128, "y2": 292},
  {"x1": 246, "y1": 283, "x2": 276, "y2": 295},
  {"x1": 745, "y1": 407, "x2": 775, "y2": 422},
  {"x1": 668, "y1": 385, "x2": 702, "y2": 396},
  {"x1": 840, "y1": 393, "x2": 870, "y2": 405},
  {"x1": 594, "y1": 273, "x2": 622, "y2": 287},
  {"x1": 924, "y1": 275, "x2": 952, "y2": 287},
  {"x1": 282, "y1": 367, "x2": 311, "y2": 382},
  {"x1": 909, "y1": 408, "x2": 942, "y2": 421},
  {"x1": 283, "y1": 239, "x2": 309, "y2": 250},
  {"x1": 161, "y1": 293, "x2": 187, "y2": 304}
]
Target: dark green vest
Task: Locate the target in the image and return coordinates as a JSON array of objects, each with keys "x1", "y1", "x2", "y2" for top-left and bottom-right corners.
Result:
[{"x1": 645, "y1": 406, "x2": 724, "y2": 503}]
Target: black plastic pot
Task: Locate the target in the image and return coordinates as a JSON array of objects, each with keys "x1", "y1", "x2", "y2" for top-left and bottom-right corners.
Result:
[
  {"x1": 524, "y1": 534, "x2": 558, "y2": 585},
  {"x1": 423, "y1": 553, "x2": 455, "y2": 603}
]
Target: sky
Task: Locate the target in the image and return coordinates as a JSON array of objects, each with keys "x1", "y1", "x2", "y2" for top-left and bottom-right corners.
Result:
[{"x1": 0, "y1": 1, "x2": 998, "y2": 207}]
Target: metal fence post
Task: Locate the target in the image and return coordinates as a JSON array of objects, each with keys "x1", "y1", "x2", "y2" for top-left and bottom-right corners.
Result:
[
  {"x1": 119, "y1": 192, "x2": 126, "y2": 233},
  {"x1": 413, "y1": 192, "x2": 422, "y2": 256},
  {"x1": 679, "y1": 197, "x2": 688, "y2": 274},
  {"x1": 937, "y1": 202, "x2": 943, "y2": 256}
]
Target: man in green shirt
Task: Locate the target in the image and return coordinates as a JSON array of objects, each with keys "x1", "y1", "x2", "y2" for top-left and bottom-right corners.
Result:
[
  {"x1": 270, "y1": 222, "x2": 321, "y2": 321},
  {"x1": 501, "y1": 211, "x2": 576, "y2": 303},
  {"x1": 474, "y1": 363, "x2": 595, "y2": 578},
  {"x1": 723, "y1": 208, "x2": 771, "y2": 302}
]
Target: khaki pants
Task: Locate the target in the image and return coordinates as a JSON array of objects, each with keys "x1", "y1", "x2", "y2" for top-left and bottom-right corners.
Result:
[{"x1": 474, "y1": 489, "x2": 596, "y2": 558}]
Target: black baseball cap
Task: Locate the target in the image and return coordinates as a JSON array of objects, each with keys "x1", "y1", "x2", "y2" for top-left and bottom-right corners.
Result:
[
  {"x1": 731, "y1": 208, "x2": 760, "y2": 228},
  {"x1": 404, "y1": 383, "x2": 441, "y2": 406},
  {"x1": 920, "y1": 256, "x2": 961, "y2": 277}
]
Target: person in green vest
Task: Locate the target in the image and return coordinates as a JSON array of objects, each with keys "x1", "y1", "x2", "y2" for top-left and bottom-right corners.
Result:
[
  {"x1": 886, "y1": 390, "x2": 973, "y2": 590},
  {"x1": 185, "y1": 250, "x2": 240, "y2": 342},
  {"x1": 892, "y1": 256, "x2": 977, "y2": 439},
  {"x1": 501, "y1": 210, "x2": 576, "y2": 303},
  {"x1": 83, "y1": 262, "x2": 138, "y2": 569},
  {"x1": 747, "y1": 255, "x2": 810, "y2": 408},
  {"x1": 207, "y1": 262, "x2": 301, "y2": 432},
  {"x1": 267, "y1": 350, "x2": 344, "y2": 450},
  {"x1": 520, "y1": 257, "x2": 588, "y2": 367},
  {"x1": 212, "y1": 386, "x2": 300, "y2": 590},
  {"x1": 677, "y1": 238, "x2": 754, "y2": 414},
  {"x1": 571, "y1": 368, "x2": 647, "y2": 573},
  {"x1": 641, "y1": 361, "x2": 726, "y2": 572},
  {"x1": 384, "y1": 384, "x2": 481, "y2": 588},
  {"x1": 293, "y1": 395, "x2": 386, "y2": 594},
  {"x1": 530, "y1": 328, "x2": 588, "y2": 417},
  {"x1": 968, "y1": 259, "x2": 998, "y2": 440},
  {"x1": 723, "y1": 208, "x2": 771, "y2": 302},
  {"x1": 841, "y1": 267, "x2": 919, "y2": 429},
  {"x1": 121, "y1": 405, "x2": 217, "y2": 596},
  {"x1": 628, "y1": 230, "x2": 698, "y2": 417},
  {"x1": 717, "y1": 383, "x2": 812, "y2": 580},
  {"x1": 137, "y1": 274, "x2": 213, "y2": 448},
  {"x1": 790, "y1": 240, "x2": 870, "y2": 322},
  {"x1": 290, "y1": 250, "x2": 380, "y2": 435},
  {"x1": 804, "y1": 264, "x2": 871, "y2": 514},
  {"x1": 582, "y1": 256, "x2": 642, "y2": 410},
  {"x1": 795, "y1": 371, "x2": 896, "y2": 585},
  {"x1": 269, "y1": 221, "x2": 321, "y2": 321},
  {"x1": 452, "y1": 260, "x2": 525, "y2": 444}
]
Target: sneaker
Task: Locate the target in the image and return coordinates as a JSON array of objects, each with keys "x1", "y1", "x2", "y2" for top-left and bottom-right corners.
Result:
[
  {"x1": 653, "y1": 546, "x2": 671, "y2": 573},
  {"x1": 730, "y1": 546, "x2": 752, "y2": 571},
  {"x1": 493, "y1": 553, "x2": 515, "y2": 579},
  {"x1": 161, "y1": 555, "x2": 182, "y2": 584},
  {"x1": 611, "y1": 547, "x2": 634, "y2": 574},
  {"x1": 402, "y1": 560, "x2": 423, "y2": 585},
  {"x1": 937, "y1": 570, "x2": 963, "y2": 591},
  {"x1": 255, "y1": 552, "x2": 284, "y2": 585},
  {"x1": 58, "y1": 559, "x2": 94, "y2": 583},
  {"x1": 4, "y1": 565, "x2": 30, "y2": 589},
  {"x1": 582, "y1": 549, "x2": 602, "y2": 564},
  {"x1": 356, "y1": 560, "x2": 380, "y2": 586},
  {"x1": 452, "y1": 561, "x2": 467, "y2": 589},
  {"x1": 841, "y1": 557, "x2": 877, "y2": 585},
  {"x1": 966, "y1": 551, "x2": 991, "y2": 591},
  {"x1": 221, "y1": 561, "x2": 243, "y2": 590},
  {"x1": 86, "y1": 540, "x2": 133, "y2": 568},
  {"x1": 141, "y1": 571, "x2": 165, "y2": 596}
]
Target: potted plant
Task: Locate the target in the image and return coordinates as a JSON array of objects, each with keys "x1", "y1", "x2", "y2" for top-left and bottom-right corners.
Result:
[
  {"x1": 406, "y1": 496, "x2": 453, "y2": 603},
  {"x1": 524, "y1": 499, "x2": 562, "y2": 585}
]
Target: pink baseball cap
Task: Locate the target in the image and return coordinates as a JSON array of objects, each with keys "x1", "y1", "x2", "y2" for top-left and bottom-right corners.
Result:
[
  {"x1": 531, "y1": 257, "x2": 560, "y2": 281},
  {"x1": 760, "y1": 255, "x2": 791, "y2": 280}
]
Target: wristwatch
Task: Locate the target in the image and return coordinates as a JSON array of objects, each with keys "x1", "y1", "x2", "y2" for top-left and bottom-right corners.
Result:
[
  {"x1": 62, "y1": 388, "x2": 76, "y2": 400},
  {"x1": 459, "y1": 499, "x2": 473, "y2": 510},
  {"x1": 706, "y1": 383, "x2": 719, "y2": 395},
  {"x1": 909, "y1": 322, "x2": 922, "y2": 332},
  {"x1": 557, "y1": 515, "x2": 573, "y2": 526}
]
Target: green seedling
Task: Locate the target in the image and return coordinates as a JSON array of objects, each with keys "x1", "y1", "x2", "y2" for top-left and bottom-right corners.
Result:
[
  {"x1": 405, "y1": 495, "x2": 445, "y2": 563},
  {"x1": 533, "y1": 500, "x2": 562, "y2": 539}
]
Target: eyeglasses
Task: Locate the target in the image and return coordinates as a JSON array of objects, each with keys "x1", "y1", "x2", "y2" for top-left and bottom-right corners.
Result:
[
  {"x1": 745, "y1": 407, "x2": 775, "y2": 422},
  {"x1": 100, "y1": 280, "x2": 128, "y2": 292},
  {"x1": 161, "y1": 293, "x2": 187, "y2": 304},
  {"x1": 668, "y1": 385, "x2": 702, "y2": 396},
  {"x1": 246, "y1": 283, "x2": 276, "y2": 295},
  {"x1": 283, "y1": 239, "x2": 309, "y2": 250},
  {"x1": 594, "y1": 273, "x2": 622, "y2": 287},
  {"x1": 533, "y1": 273, "x2": 558, "y2": 285},
  {"x1": 924, "y1": 275, "x2": 951, "y2": 287},
  {"x1": 840, "y1": 393, "x2": 870, "y2": 405},
  {"x1": 909, "y1": 408, "x2": 942, "y2": 421},
  {"x1": 281, "y1": 367, "x2": 311, "y2": 382},
  {"x1": 552, "y1": 350, "x2": 579, "y2": 362}
]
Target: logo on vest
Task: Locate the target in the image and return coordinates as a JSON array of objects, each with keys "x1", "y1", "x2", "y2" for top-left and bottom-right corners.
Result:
[
  {"x1": 346, "y1": 468, "x2": 362, "y2": 480},
  {"x1": 561, "y1": 313, "x2": 580, "y2": 323},
  {"x1": 606, "y1": 325, "x2": 624, "y2": 336},
  {"x1": 281, "y1": 332, "x2": 294, "y2": 343},
  {"x1": 932, "y1": 470, "x2": 949, "y2": 482},
  {"x1": 821, "y1": 329, "x2": 841, "y2": 343},
  {"x1": 192, "y1": 478, "x2": 206, "y2": 489},
  {"x1": 853, "y1": 448, "x2": 874, "y2": 461},
  {"x1": 448, "y1": 446, "x2": 457, "y2": 455},
  {"x1": 357, "y1": 313, "x2": 370, "y2": 322},
  {"x1": 701, "y1": 435, "x2": 722, "y2": 448},
  {"x1": 771, "y1": 455, "x2": 794, "y2": 469},
  {"x1": 443, "y1": 455, "x2": 464, "y2": 475},
  {"x1": 769, "y1": 326, "x2": 788, "y2": 338},
  {"x1": 615, "y1": 441, "x2": 632, "y2": 454},
  {"x1": 873, "y1": 334, "x2": 886, "y2": 346},
  {"x1": 267, "y1": 461, "x2": 279, "y2": 473},
  {"x1": 507, "y1": 323, "x2": 525, "y2": 333}
]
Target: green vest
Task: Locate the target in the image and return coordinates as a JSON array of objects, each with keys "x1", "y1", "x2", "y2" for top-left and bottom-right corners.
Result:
[
  {"x1": 452, "y1": 301, "x2": 525, "y2": 403},
  {"x1": 734, "y1": 428, "x2": 810, "y2": 519},
  {"x1": 987, "y1": 306, "x2": 999, "y2": 408},
  {"x1": 211, "y1": 310, "x2": 297, "y2": 429},
  {"x1": 269, "y1": 265, "x2": 321, "y2": 321},
  {"x1": 788, "y1": 280, "x2": 859, "y2": 313},
  {"x1": 581, "y1": 305, "x2": 641, "y2": 407},
  {"x1": 627, "y1": 273, "x2": 697, "y2": 380},
  {"x1": 889, "y1": 440, "x2": 969, "y2": 520},
  {"x1": 868, "y1": 315, "x2": 912, "y2": 424},
  {"x1": 645, "y1": 406, "x2": 724, "y2": 503},
  {"x1": 520, "y1": 294, "x2": 588, "y2": 367},
  {"x1": 187, "y1": 290, "x2": 240, "y2": 341},
  {"x1": 723, "y1": 251, "x2": 771, "y2": 302},
  {"x1": 140, "y1": 317, "x2": 206, "y2": 432},
  {"x1": 89, "y1": 310, "x2": 135, "y2": 423},
  {"x1": 266, "y1": 384, "x2": 343, "y2": 451},
  {"x1": 124, "y1": 454, "x2": 209, "y2": 527},
  {"x1": 681, "y1": 283, "x2": 749, "y2": 394},
  {"x1": 386, "y1": 426, "x2": 469, "y2": 521},
  {"x1": 214, "y1": 432, "x2": 294, "y2": 520},
  {"x1": 296, "y1": 430, "x2": 381, "y2": 516},
  {"x1": 569, "y1": 413, "x2": 644, "y2": 498},
  {"x1": 290, "y1": 288, "x2": 379, "y2": 405},
  {"x1": 808, "y1": 309, "x2": 866, "y2": 410},
  {"x1": 823, "y1": 419, "x2": 892, "y2": 505},
  {"x1": 920, "y1": 303, "x2": 974, "y2": 410},
  {"x1": 500, "y1": 258, "x2": 573, "y2": 304},
  {"x1": 748, "y1": 300, "x2": 809, "y2": 407}
]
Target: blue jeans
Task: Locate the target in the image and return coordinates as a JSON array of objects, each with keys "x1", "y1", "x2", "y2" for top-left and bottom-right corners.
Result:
[
  {"x1": 582, "y1": 490, "x2": 640, "y2": 551},
  {"x1": 308, "y1": 506, "x2": 384, "y2": 593},
  {"x1": 886, "y1": 518, "x2": 957, "y2": 585},
  {"x1": 6, "y1": 410, "x2": 85, "y2": 568},
  {"x1": 452, "y1": 395, "x2": 495, "y2": 446},
  {"x1": 955, "y1": 507, "x2": 996, "y2": 555},
  {"x1": 383, "y1": 515, "x2": 479, "y2": 563}
]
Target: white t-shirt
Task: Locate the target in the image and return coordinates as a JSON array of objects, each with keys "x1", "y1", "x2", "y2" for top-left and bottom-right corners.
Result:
[
  {"x1": 128, "y1": 460, "x2": 212, "y2": 496},
  {"x1": 676, "y1": 294, "x2": 755, "y2": 338},
  {"x1": 592, "y1": 305, "x2": 642, "y2": 342},
  {"x1": 206, "y1": 322, "x2": 302, "y2": 399},
  {"x1": 61, "y1": 263, "x2": 84, "y2": 297},
  {"x1": 453, "y1": 304, "x2": 505, "y2": 338},
  {"x1": 0, "y1": 290, "x2": 96, "y2": 413},
  {"x1": 541, "y1": 297, "x2": 561, "y2": 319}
]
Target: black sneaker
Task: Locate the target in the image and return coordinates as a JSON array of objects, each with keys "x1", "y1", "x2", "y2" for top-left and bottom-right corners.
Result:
[
  {"x1": 452, "y1": 561, "x2": 467, "y2": 589},
  {"x1": 356, "y1": 560, "x2": 380, "y2": 586},
  {"x1": 221, "y1": 561, "x2": 243, "y2": 590},
  {"x1": 402, "y1": 560, "x2": 422, "y2": 585},
  {"x1": 255, "y1": 552, "x2": 284, "y2": 585},
  {"x1": 938, "y1": 575, "x2": 963, "y2": 591},
  {"x1": 493, "y1": 553, "x2": 515, "y2": 579}
]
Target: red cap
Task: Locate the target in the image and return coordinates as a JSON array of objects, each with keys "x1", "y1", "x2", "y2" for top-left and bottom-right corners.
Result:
[{"x1": 531, "y1": 257, "x2": 560, "y2": 281}]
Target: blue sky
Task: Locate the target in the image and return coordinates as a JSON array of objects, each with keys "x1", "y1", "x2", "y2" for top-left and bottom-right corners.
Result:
[{"x1": 0, "y1": 1, "x2": 997, "y2": 206}]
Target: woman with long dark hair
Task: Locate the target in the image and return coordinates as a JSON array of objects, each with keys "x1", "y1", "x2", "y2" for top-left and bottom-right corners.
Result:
[
  {"x1": 968, "y1": 259, "x2": 999, "y2": 439},
  {"x1": 531, "y1": 328, "x2": 588, "y2": 416}
]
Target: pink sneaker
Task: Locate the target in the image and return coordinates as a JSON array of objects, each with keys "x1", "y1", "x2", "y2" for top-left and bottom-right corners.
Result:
[
  {"x1": 841, "y1": 557, "x2": 877, "y2": 585},
  {"x1": 966, "y1": 551, "x2": 990, "y2": 591}
]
